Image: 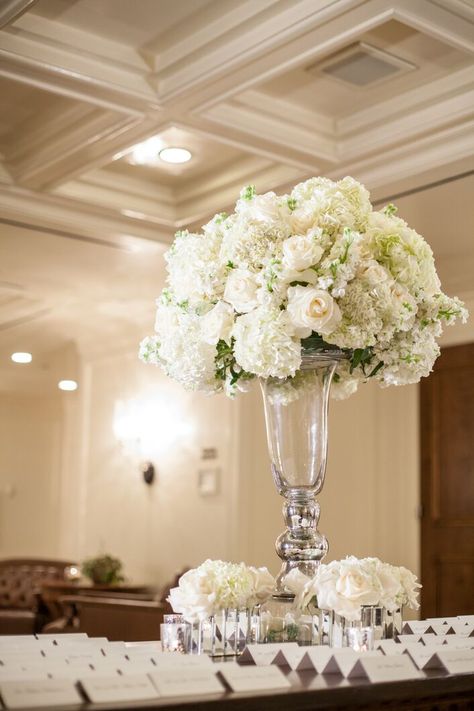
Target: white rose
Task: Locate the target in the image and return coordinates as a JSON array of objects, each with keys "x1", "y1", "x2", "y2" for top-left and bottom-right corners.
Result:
[
  {"x1": 224, "y1": 269, "x2": 259, "y2": 313},
  {"x1": 335, "y1": 562, "x2": 380, "y2": 606},
  {"x1": 358, "y1": 260, "x2": 390, "y2": 285},
  {"x1": 201, "y1": 301, "x2": 234, "y2": 345},
  {"x1": 248, "y1": 566, "x2": 275, "y2": 604},
  {"x1": 238, "y1": 191, "x2": 281, "y2": 223},
  {"x1": 282, "y1": 234, "x2": 323, "y2": 271},
  {"x1": 286, "y1": 286, "x2": 342, "y2": 336},
  {"x1": 398, "y1": 566, "x2": 421, "y2": 609},
  {"x1": 376, "y1": 562, "x2": 403, "y2": 611}
]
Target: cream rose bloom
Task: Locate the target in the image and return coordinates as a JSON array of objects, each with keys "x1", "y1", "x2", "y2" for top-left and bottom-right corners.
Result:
[
  {"x1": 282, "y1": 234, "x2": 323, "y2": 271},
  {"x1": 201, "y1": 301, "x2": 234, "y2": 345},
  {"x1": 248, "y1": 566, "x2": 275, "y2": 604},
  {"x1": 335, "y1": 562, "x2": 380, "y2": 606},
  {"x1": 287, "y1": 285, "x2": 342, "y2": 336},
  {"x1": 224, "y1": 269, "x2": 259, "y2": 313}
]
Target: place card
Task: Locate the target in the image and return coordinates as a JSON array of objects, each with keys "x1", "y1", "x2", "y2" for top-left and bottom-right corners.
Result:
[
  {"x1": 338, "y1": 652, "x2": 382, "y2": 678},
  {"x1": 447, "y1": 623, "x2": 474, "y2": 637},
  {"x1": 272, "y1": 646, "x2": 306, "y2": 669},
  {"x1": 80, "y1": 673, "x2": 159, "y2": 703},
  {"x1": 396, "y1": 634, "x2": 423, "y2": 644},
  {"x1": 295, "y1": 647, "x2": 353, "y2": 673},
  {"x1": 36, "y1": 633, "x2": 89, "y2": 641},
  {"x1": 239, "y1": 643, "x2": 299, "y2": 666},
  {"x1": 0, "y1": 670, "x2": 50, "y2": 683},
  {"x1": 429, "y1": 624, "x2": 455, "y2": 636},
  {"x1": 458, "y1": 616, "x2": 474, "y2": 624},
  {"x1": 420, "y1": 634, "x2": 447, "y2": 646},
  {"x1": 0, "y1": 679, "x2": 82, "y2": 708},
  {"x1": 348, "y1": 654, "x2": 422, "y2": 682},
  {"x1": 443, "y1": 637, "x2": 474, "y2": 649},
  {"x1": 0, "y1": 636, "x2": 37, "y2": 644},
  {"x1": 377, "y1": 640, "x2": 411, "y2": 655},
  {"x1": 426, "y1": 617, "x2": 462, "y2": 625},
  {"x1": 404, "y1": 646, "x2": 440, "y2": 670},
  {"x1": 219, "y1": 664, "x2": 291, "y2": 692},
  {"x1": 402, "y1": 621, "x2": 435, "y2": 635},
  {"x1": 430, "y1": 649, "x2": 474, "y2": 675},
  {"x1": 149, "y1": 668, "x2": 224, "y2": 697},
  {"x1": 152, "y1": 653, "x2": 213, "y2": 670}
]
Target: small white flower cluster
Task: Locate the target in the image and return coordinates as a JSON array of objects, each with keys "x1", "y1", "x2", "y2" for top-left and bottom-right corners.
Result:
[
  {"x1": 167, "y1": 559, "x2": 275, "y2": 623},
  {"x1": 140, "y1": 177, "x2": 467, "y2": 397},
  {"x1": 285, "y1": 556, "x2": 421, "y2": 622}
]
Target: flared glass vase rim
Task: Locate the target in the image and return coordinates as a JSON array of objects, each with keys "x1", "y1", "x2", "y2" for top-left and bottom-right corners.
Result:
[{"x1": 300, "y1": 347, "x2": 348, "y2": 366}]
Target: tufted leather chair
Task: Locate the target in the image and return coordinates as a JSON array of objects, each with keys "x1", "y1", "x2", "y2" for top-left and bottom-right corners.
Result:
[{"x1": 0, "y1": 558, "x2": 75, "y2": 634}]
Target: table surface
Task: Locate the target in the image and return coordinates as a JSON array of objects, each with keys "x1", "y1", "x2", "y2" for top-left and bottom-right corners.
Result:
[{"x1": 2, "y1": 664, "x2": 473, "y2": 711}]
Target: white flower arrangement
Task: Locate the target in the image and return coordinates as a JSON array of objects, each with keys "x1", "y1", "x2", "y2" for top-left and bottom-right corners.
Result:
[
  {"x1": 284, "y1": 556, "x2": 421, "y2": 622},
  {"x1": 140, "y1": 177, "x2": 467, "y2": 398},
  {"x1": 167, "y1": 559, "x2": 275, "y2": 623}
]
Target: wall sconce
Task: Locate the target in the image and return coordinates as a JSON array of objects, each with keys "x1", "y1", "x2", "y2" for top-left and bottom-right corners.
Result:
[{"x1": 141, "y1": 461, "x2": 155, "y2": 486}]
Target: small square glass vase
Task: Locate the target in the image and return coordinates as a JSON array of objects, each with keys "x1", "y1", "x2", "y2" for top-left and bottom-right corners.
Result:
[{"x1": 327, "y1": 606, "x2": 403, "y2": 648}]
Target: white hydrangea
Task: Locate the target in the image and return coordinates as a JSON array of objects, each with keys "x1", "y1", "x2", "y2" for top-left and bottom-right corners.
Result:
[
  {"x1": 167, "y1": 559, "x2": 275, "y2": 622},
  {"x1": 140, "y1": 176, "x2": 467, "y2": 399},
  {"x1": 232, "y1": 306, "x2": 301, "y2": 379}
]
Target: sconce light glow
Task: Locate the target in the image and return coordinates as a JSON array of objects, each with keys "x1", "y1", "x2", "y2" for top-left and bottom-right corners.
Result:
[
  {"x1": 11, "y1": 352, "x2": 32, "y2": 364},
  {"x1": 113, "y1": 395, "x2": 194, "y2": 459},
  {"x1": 58, "y1": 380, "x2": 78, "y2": 391},
  {"x1": 159, "y1": 147, "x2": 192, "y2": 164}
]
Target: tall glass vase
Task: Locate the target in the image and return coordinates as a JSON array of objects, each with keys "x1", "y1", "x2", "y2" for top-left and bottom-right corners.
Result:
[{"x1": 260, "y1": 349, "x2": 345, "y2": 598}]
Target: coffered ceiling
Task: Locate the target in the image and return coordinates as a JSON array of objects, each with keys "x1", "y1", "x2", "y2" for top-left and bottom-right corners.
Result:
[
  {"x1": 0, "y1": 0, "x2": 473, "y2": 389},
  {"x1": 0, "y1": 0, "x2": 472, "y2": 246}
]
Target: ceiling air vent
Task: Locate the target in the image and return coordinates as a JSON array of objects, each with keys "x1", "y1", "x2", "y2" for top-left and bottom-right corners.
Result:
[{"x1": 310, "y1": 43, "x2": 416, "y2": 87}]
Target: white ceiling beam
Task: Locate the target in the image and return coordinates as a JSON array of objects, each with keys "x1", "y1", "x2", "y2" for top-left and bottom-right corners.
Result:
[
  {"x1": 340, "y1": 93, "x2": 474, "y2": 161},
  {"x1": 183, "y1": 117, "x2": 323, "y2": 174},
  {"x1": 155, "y1": 0, "x2": 363, "y2": 103},
  {"x1": 0, "y1": 183, "x2": 173, "y2": 245},
  {"x1": 201, "y1": 102, "x2": 337, "y2": 163},
  {"x1": 0, "y1": 0, "x2": 37, "y2": 29},
  {"x1": 394, "y1": 0, "x2": 474, "y2": 54},
  {"x1": 337, "y1": 66, "x2": 474, "y2": 136},
  {"x1": 12, "y1": 111, "x2": 143, "y2": 190}
]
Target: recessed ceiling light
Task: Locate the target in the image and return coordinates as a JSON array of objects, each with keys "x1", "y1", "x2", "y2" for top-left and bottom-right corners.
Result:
[
  {"x1": 58, "y1": 380, "x2": 78, "y2": 391},
  {"x1": 11, "y1": 352, "x2": 32, "y2": 364},
  {"x1": 159, "y1": 147, "x2": 192, "y2": 164}
]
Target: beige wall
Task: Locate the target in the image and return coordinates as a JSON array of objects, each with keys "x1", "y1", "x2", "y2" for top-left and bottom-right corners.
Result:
[
  {"x1": 0, "y1": 393, "x2": 63, "y2": 558},
  {"x1": 65, "y1": 350, "x2": 240, "y2": 585}
]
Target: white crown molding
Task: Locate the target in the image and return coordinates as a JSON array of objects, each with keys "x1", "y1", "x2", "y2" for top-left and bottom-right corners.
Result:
[
  {"x1": 338, "y1": 66, "x2": 474, "y2": 135},
  {"x1": 333, "y1": 121, "x2": 474, "y2": 192},
  {"x1": 394, "y1": 0, "x2": 474, "y2": 54},
  {"x1": 0, "y1": 0, "x2": 37, "y2": 29},
  {"x1": 144, "y1": 0, "x2": 280, "y2": 73},
  {"x1": 0, "y1": 183, "x2": 173, "y2": 245},
  {"x1": 0, "y1": 44, "x2": 159, "y2": 116},
  {"x1": 156, "y1": 0, "x2": 363, "y2": 104},
  {"x1": 236, "y1": 90, "x2": 335, "y2": 137},
  {"x1": 12, "y1": 110, "x2": 141, "y2": 190},
  {"x1": 340, "y1": 93, "x2": 474, "y2": 160},
  {"x1": 201, "y1": 102, "x2": 337, "y2": 163},
  {"x1": 184, "y1": 115, "x2": 323, "y2": 173},
  {"x1": 431, "y1": 0, "x2": 474, "y2": 24}
]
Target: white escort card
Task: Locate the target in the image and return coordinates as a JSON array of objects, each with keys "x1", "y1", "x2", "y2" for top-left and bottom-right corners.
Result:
[
  {"x1": 80, "y1": 674, "x2": 159, "y2": 703},
  {"x1": 430, "y1": 649, "x2": 474, "y2": 675},
  {"x1": 152, "y1": 653, "x2": 213, "y2": 670},
  {"x1": 296, "y1": 647, "x2": 355, "y2": 674},
  {"x1": 272, "y1": 646, "x2": 306, "y2": 669},
  {"x1": 420, "y1": 634, "x2": 448, "y2": 646},
  {"x1": 458, "y1": 616, "x2": 474, "y2": 624},
  {"x1": 397, "y1": 634, "x2": 423, "y2": 644},
  {"x1": 0, "y1": 679, "x2": 82, "y2": 708},
  {"x1": 349, "y1": 654, "x2": 422, "y2": 683},
  {"x1": 443, "y1": 637, "x2": 474, "y2": 649},
  {"x1": 239, "y1": 643, "x2": 299, "y2": 666},
  {"x1": 404, "y1": 646, "x2": 440, "y2": 670},
  {"x1": 149, "y1": 668, "x2": 224, "y2": 697},
  {"x1": 219, "y1": 664, "x2": 291, "y2": 693},
  {"x1": 402, "y1": 621, "x2": 435, "y2": 635}
]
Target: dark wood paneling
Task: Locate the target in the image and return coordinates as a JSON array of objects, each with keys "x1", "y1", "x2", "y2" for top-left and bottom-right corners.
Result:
[{"x1": 420, "y1": 342, "x2": 474, "y2": 618}]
